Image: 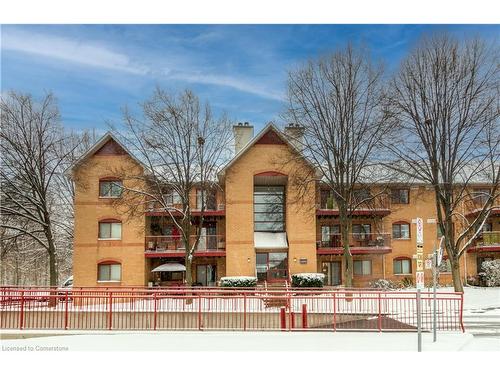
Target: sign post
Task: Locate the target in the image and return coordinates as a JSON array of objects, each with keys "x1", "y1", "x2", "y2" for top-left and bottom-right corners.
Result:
[{"x1": 415, "y1": 218, "x2": 424, "y2": 352}]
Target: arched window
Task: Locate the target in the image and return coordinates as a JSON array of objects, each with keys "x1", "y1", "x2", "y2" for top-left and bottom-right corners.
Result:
[
  {"x1": 393, "y1": 257, "x2": 412, "y2": 275},
  {"x1": 392, "y1": 221, "x2": 411, "y2": 239},
  {"x1": 99, "y1": 178, "x2": 123, "y2": 198},
  {"x1": 97, "y1": 261, "x2": 121, "y2": 282},
  {"x1": 98, "y1": 219, "x2": 122, "y2": 240}
]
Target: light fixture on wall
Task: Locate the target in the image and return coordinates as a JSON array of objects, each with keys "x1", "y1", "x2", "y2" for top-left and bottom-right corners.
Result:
[
  {"x1": 247, "y1": 257, "x2": 250, "y2": 263},
  {"x1": 293, "y1": 257, "x2": 297, "y2": 263}
]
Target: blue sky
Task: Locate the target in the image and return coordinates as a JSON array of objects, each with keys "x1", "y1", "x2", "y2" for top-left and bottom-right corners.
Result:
[{"x1": 1, "y1": 24, "x2": 498, "y2": 133}]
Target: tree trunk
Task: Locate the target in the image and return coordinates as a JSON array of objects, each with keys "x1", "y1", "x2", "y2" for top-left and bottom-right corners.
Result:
[
  {"x1": 185, "y1": 256, "x2": 192, "y2": 286},
  {"x1": 339, "y1": 207, "x2": 353, "y2": 287},
  {"x1": 450, "y1": 257, "x2": 464, "y2": 293}
]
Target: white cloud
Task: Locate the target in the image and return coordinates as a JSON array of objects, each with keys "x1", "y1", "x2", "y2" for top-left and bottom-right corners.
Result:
[
  {"x1": 2, "y1": 30, "x2": 147, "y2": 75},
  {"x1": 169, "y1": 71, "x2": 284, "y2": 102},
  {"x1": 2, "y1": 29, "x2": 284, "y2": 101}
]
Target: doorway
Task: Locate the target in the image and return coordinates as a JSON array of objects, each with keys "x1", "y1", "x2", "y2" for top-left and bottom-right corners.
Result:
[
  {"x1": 322, "y1": 261, "x2": 342, "y2": 286},
  {"x1": 256, "y1": 252, "x2": 288, "y2": 282},
  {"x1": 196, "y1": 264, "x2": 216, "y2": 286}
]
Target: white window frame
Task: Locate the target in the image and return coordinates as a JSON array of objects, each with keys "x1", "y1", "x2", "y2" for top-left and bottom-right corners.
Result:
[{"x1": 98, "y1": 222, "x2": 122, "y2": 240}]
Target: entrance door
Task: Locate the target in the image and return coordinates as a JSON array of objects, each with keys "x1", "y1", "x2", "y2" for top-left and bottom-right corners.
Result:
[
  {"x1": 196, "y1": 264, "x2": 216, "y2": 286},
  {"x1": 256, "y1": 252, "x2": 288, "y2": 282},
  {"x1": 322, "y1": 261, "x2": 342, "y2": 286}
]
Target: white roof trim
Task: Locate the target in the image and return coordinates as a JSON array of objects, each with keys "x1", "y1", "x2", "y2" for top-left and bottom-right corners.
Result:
[
  {"x1": 65, "y1": 132, "x2": 147, "y2": 176},
  {"x1": 254, "y1": 232, "x2": 288, "y2": 250}
]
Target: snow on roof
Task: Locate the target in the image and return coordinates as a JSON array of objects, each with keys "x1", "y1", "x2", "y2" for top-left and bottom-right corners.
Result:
[{"x1": 151, "y1": 263, "x2": 186, "y2": 272}]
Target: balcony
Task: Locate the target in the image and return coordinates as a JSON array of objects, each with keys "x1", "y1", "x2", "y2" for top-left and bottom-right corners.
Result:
[
  {"x1": 145, "y1": 203, "x2": 226, "y2": 217},
  {"x1": 317, "y1": 233, "x2": 392, "y2": 255},
  {"x1": 467, "y1": 231, "x2": 500, "y2": 253},
  {"x1": 317, "y1": 194, "x2": 391, "y2": 217},
  {"x1": 145, "y1": 235, "x2": 226, "y2": 257}
]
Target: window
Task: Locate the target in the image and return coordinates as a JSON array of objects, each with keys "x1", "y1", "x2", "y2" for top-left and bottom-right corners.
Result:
[
  {"x1": 99, "y1": 180, "x2": 123, "y2": 198},
  {"x1": 393, "y1": 222, "x2": 410, "y2": 239},
  {"x1": 354, "y1": 260, "x2": 372, "y2": 275},
  {"x1": 472, "y1": 189, "x2": 490, "y2": 206},
  {"x1": 352, "y1": 224, "x2": 371, "y2": 241},
  {"x1": 164, "y1": 191, "x2": 182, "y2": 205},
  {"x1": 439, "y1": 259, "x2": 452, "y2": 273},
  {"x1": 98, "y1": 221, "x2": 122, "y2": 239},
  {"x1": 254, "y1": 186, "x2": 285, "y2": 232},
  {"x1": 320, "y1": 190, "x2": 336, "y2": 209},
  {"x1": 393, "y1": 258, "x2": 412, "y2": 274},
  {"x1": 353, "y1": 189, "x2": 372, "y2": 203},
  {"x1": 321, "y1": 225, "x2": 340, "y2": 247},
  {"x1": 482, "y1": 222, "x2": 493, "y2": 233},
  {"x1": 98, "y1": 263, "x2": 121, "y2": 282},
  {"x1": 391, "y1": 189, "x2": 409, "y2": 204},
  {"x1": 196, "y1": 189, "x2": 217, "y2": 210}
]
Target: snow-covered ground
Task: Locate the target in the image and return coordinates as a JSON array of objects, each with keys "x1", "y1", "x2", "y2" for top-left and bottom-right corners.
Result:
[{"x1": 0, "y1": 331, "x2": 490, "y2": 351}]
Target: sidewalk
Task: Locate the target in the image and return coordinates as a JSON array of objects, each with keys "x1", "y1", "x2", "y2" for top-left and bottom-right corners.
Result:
[{"x1": 0, "y1": 330, "x2": 480, "y2": 351}]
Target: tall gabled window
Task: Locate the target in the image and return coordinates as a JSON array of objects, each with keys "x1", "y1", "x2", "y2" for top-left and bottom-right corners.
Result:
[
  {"x1": 254, "y1": 186, "x2": 285, "y2": 232},
  {"x1": 99, "y1": 179, "x2": 123, "y2": 198},
  {"x1": 98, "y1": 220, "x2": 122, "y2": 240}
]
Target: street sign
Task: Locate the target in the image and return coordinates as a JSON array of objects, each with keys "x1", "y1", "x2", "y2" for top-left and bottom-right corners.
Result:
[
  {"x1": 416, "y1": 271, "x2": 425, "y2": 289},
  {"x1": 417, "y1": 259, "x2": 423, "y2": 271},
  {"x1": 416, "y1": 217, "x2": 424, "y2": 244},
  {"x1": 425, "y1": 259, "x2": 432, "y2": 269}
]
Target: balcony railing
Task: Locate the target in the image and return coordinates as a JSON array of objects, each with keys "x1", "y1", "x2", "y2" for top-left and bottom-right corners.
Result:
[
  {"x1": 145, "y1": 235, "x2": 225, "y2": 253},
  {"x1": 317, "y1": 233, "x2": 391, "y2": 250},
  {"x1": 317, "y1": 195, "x2": 391, "y2": 216},
  {"x1": 475, "y1": 231, "x2": 500, "y2": 247}
]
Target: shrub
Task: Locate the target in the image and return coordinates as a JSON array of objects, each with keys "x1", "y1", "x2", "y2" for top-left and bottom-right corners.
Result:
[
  {"x1": 480, "y1": 259, "x2": 500, "y2": 287},
  {"x1": 220, "y1": 276, "x2": 257, "y2": 288},
  {"x1": 400, "y1": 276, "x2": 414, "y2": 288},
  {"x1": 291, "y1": 273, "x2": 325, "y2": 288},
  {"x1": 369, "y1": 279, "x2": 398, "y2": 290}
]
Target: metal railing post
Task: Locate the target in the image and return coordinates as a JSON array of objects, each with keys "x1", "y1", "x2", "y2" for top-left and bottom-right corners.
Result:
[
  {"x1": 243, "y1": 293, "x2": 247, "y2": 331},
  {"x1": 198, "y1": 295, "x2": 202, "y2": 331},
  {"x1": 460, "y1": 292, "x2": 465, "y2": 333},
  {"x1": 377, "y1": 292, "x2": 382, "y2": 332},
  {"x1": 417, "y1": 289, "x2": 422, "y2": 352},
  {"x1": 19, "y1": 290, "x2": 25, "y2": 330},
  {"x1": 108, "y1": 292, "x2": 113, "y2": 330},
  {"x1": 153, "y1": 293, "x2": 157, "y2": 331},
  {"x1": 302, "y1": 303, "x2": 308, "y2": 329},
  {"x1": 333, "y1": 292, "x2": 337, "y2": 332},
  {"x1": 64, "y1": 292, "x2": 69, "y2": 330}
]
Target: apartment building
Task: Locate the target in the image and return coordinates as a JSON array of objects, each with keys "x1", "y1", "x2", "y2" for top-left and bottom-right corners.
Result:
[{"x1": 69, "y1": 123, "x2": 500, "y2": 287}]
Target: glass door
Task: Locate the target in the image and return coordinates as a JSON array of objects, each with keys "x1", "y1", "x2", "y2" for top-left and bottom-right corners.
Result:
[
  {"x1": 322, "y1": 261, "x2": 342, "y2": 286},
  {"x1": 196, "y1": 264, "x2": 217, "y2": 286},
  {"x1": 256, "y1": 252, "x2": 288, "y2": 282}
]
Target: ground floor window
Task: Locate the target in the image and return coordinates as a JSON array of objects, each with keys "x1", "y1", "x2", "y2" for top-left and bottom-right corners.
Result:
[
  {"x1": 256, "y1": 252, "x2": 288, "y2": 281},
  {"x1": 393, "y1": 258, "x2": 412, "y2": 274},
  {"x1": 98, "y1": 263, "x2": 121, "y2": 281},
  {"x1": 354, "y1": 259, "x2": 372, "y2": 276}
]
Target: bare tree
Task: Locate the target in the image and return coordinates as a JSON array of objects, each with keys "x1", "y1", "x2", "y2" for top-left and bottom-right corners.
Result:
[
  {"x1": 385, "y1": 34, "x2": 499, "y2": 292},
  {"x1": 111, "y1": 88, "x2": 232, "y2": 285},
  {"x1": 285, "y1": 45, "x2": 395, "y2": 287},
  {"x1": 0, "y1": 92, "x2": 79, "y2": 286}
]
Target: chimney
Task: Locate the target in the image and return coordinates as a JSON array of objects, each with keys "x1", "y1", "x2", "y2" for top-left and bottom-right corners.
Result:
[
  {"x1": 284, "y1": 123, "x2": 305, "y2": 151},
  {"x1": 233, "y1": 122, "x2": 254, "y2": 154}
]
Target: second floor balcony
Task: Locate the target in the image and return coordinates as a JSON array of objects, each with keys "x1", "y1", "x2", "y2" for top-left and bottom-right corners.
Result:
[
  {"x1": 145, "y1": 235, "x2": 226, "y2": 257},
  {"x1": 317, "y1": 232, "x2": 392, "y2": 255},
  {"x1": 467, "y1": 231, "x2": 500, "y2": 253}
]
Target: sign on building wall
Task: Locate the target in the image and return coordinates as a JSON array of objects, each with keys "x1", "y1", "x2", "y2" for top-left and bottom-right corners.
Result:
[
  {"x1": 416, "y1": 217, "x2": 424, "y2": 244},
  {"x1": 416, "y1": 271, "x2": 425, "y2": 289}
]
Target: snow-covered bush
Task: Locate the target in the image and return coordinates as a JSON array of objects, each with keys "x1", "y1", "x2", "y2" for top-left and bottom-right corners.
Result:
[
  {"x1": 480, "y1": 259, "x2": 500, "y2": 287},
  {"x1": 291, "y1": 273, "x2": 325, "y2": 287},
  {"x1": 220, "y1": 276, "x2": 257, "y2": 288},
  {"x1": 369, "y1": 279, "x2": 398, "y2": 290}
]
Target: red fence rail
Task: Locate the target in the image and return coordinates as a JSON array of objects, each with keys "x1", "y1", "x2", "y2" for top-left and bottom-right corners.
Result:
[{"x1": 0, "y1": 288, "x2": 464, "y2": 332}]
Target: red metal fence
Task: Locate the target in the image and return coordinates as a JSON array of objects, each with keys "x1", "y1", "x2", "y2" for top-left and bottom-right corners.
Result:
[{"x1": 0, "y1": 287, "x2": 464, "y2": 332}]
